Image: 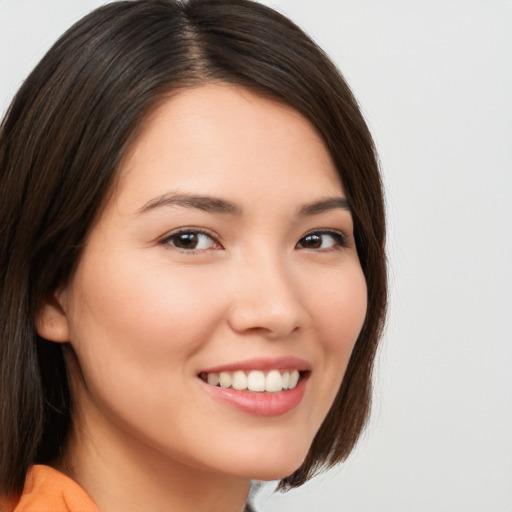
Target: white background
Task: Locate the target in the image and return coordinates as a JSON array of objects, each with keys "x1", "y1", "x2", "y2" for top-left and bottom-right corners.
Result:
[{"x1": 1, "y1": 1, "x2": 511, "y2": 511}]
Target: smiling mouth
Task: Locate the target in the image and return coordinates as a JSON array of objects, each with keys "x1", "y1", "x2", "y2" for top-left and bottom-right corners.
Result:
[{"x1": 198, "y1": 369, "x2": 307, "y2": 393}]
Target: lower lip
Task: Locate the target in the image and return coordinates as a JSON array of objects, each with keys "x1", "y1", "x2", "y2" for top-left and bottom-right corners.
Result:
[{"x1": 200, "y1": 375, "x2": 308, "y2": 417}]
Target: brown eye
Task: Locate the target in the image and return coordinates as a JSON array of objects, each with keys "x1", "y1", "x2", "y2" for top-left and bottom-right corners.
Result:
[
  {"x1": 299, "y1": 233, "x2": 322, "y2": 249},
  {"x1": 164, "y1": 230, "x2": 217, "y2": 251},
  {"x1": 296, "y1": 231, "x2": 347, "y2": 250},
  {"x1": 172, "y1": 232, "x2": 199, "y2": 249}
]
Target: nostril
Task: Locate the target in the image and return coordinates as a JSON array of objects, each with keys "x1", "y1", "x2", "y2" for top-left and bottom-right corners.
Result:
[{"x1": 227, "y1": 308, "x2": 304, "y2": 339}]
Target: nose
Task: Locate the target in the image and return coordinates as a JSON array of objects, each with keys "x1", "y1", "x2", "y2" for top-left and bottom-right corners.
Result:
[{"x1": 227, "y1": 252, "x2": 307, "y2": 339}]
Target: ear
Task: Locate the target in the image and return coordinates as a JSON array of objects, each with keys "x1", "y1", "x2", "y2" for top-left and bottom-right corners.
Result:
[{"x1": 35, "y1": 288, "x2": 70, "y2": 343}]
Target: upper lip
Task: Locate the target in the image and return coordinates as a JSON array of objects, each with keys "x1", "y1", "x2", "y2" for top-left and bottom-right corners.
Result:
[{"x1": 199, "y1": 356, "x2": 311, "y2": 374}]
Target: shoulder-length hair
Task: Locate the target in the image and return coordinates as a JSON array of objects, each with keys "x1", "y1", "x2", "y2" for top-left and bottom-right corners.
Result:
[{"x1": 0, "y1": 0, "x2": 386, "y2": 496}]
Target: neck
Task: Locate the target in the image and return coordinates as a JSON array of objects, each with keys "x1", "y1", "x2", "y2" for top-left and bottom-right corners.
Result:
[{"x1": 56, "y1": 411, "x2": 251, "y2": 512}]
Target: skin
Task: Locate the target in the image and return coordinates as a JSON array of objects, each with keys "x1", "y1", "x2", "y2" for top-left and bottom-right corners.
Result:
[{"x1": 37, "y1": 84, "x2": 368, "y2": 512}]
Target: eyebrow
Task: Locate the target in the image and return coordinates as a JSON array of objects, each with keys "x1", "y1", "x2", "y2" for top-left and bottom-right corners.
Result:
[
  {"x1": 298, "y1": 197, "x2": 351, "y2": 216},
  {"x1": 137, "y1": 193, "x2": 350, "y2": 217},
  {"x1": 138, "y1": 193, "x2": 243, "y2": 216}
]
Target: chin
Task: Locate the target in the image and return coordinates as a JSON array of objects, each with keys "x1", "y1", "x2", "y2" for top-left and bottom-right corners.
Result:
[{"x1": 220, "y1": 443, "x2": 310, "y2": 482}]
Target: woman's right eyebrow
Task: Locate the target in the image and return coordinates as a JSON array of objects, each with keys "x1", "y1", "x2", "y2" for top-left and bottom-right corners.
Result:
[{"x1": 137, "y1": 193, "x2": 243, "y2": 216}]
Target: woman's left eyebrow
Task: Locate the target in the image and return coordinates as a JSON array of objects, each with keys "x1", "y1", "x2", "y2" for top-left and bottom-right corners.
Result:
[{"x1": 298, "y1": 197, "x2": 351, "y2": 216}]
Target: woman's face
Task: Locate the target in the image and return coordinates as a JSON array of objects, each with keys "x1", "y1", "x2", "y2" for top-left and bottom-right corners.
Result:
[{"x1": 53, "y1": 84, "x2": 367, "y2": 481}]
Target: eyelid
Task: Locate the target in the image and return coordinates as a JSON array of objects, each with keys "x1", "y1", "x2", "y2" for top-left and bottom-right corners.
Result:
[
  {"x1": 159, "y1": 227, "x2": 223, "y2": 251},
  {"x1": 296, "y1": 229, "x2": 349, "y2": 250}
]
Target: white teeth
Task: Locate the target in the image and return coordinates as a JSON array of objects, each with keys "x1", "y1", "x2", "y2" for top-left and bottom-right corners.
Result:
[
  {"x1": 247, "y1": 371, "x2": 265, "y2": 392},
  {"x1": 219, "y1": 372, "x2": 232, "y2": 388},
  {"x1": 203, "y1": 369, "x2": 302, "y2": 392},
  {"x1": 265, "y1": 370, "x2": 282, "y2": 392},
  {"x1": 288, "y1": 369, "x2": 300, "y2": 389},
  {"x1": 232, "y1": 371, "x2": 248, "y2": 390},
  {"x1": 207, "y1": 372, "x2": 220, "y2": 386},
  {"x1": 281, "y1": 371, "x2": 290, "y2": 389}
]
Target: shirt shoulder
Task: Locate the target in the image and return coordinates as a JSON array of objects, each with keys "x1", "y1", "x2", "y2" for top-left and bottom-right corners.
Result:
[{"x1": 1, "y1": 465, "x2": 98, "y2": 512}]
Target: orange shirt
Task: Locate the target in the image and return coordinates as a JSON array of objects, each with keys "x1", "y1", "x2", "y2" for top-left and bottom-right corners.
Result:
[{"x1": 1, "y1": 465, "x2": 98, "y2": 512}]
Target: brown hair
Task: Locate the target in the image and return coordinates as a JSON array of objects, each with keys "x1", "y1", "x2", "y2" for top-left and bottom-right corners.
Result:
[{"x1": 0, "y1": 0, "x2": 386, "y2": 496}]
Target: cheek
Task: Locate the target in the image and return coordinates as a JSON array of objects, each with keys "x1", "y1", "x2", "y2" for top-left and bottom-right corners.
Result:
[
  {"x1": 305, "y1": 265, "x2": 368, "y2": 414},
  {"x1": 312, "y1": 266, "x2": 368, "y2": 351},
  {"x1": 62, "y1": 251, "x2": 230, "y2": 437},
  {"x1": 67, "y1": 251, "x2": 226, "y2": 360},
  {"x1": 62, "y1": 249, "x2": 234, "y2": 431}
]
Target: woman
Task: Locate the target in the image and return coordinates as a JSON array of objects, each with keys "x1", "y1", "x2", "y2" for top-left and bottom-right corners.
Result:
[{"x1": 0, "y1": 1, "x2": 386, "y2": 511}]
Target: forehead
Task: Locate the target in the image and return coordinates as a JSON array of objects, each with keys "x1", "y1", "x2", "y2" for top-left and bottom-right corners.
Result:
[{"x1": 114, "y1": 84, "x2": 343, "y2": 213}]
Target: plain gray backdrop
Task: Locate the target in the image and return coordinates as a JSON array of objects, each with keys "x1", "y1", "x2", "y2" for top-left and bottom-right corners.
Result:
[{"x1": 1, "y1": 1, "x2": 511, "y2": 511}]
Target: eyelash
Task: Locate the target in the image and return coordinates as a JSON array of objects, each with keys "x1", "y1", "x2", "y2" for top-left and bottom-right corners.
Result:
[
  {"x1": 159, "y1": 228, "x2": 221, "y2": 253},
  {"x1": 296, "y1": 230, "x2": 348, "y2": 251},
  {"x1": 159, "y1": 228, "x2": 348, "y2": 253}
]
